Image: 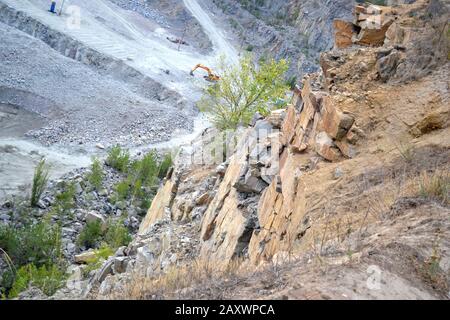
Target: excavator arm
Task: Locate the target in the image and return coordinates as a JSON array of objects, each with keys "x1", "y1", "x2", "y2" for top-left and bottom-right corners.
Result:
[{"x1": 190, "y1": 64, "x2": 220, "y2": 82}]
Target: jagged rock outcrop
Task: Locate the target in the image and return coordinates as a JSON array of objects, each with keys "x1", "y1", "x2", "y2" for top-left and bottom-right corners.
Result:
[{"x1": 332, "y1": 0, "x2": 449, "y2": 83}]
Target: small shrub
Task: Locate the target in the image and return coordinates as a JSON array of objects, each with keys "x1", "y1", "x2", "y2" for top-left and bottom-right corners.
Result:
[
  {"x1": 104, "y1": 219, "x2": 132, "y2": 249},
  {"x1": 106, "y1": 145, "x2": 130, "y2": 172},
  {"x1": 158, "y1": 152, "x2": 173, "y2": 179},
  {"x1": 115, "y1": 179, "x2": 131, "y2": 201},
  {"x1": 0, "y1": 221, "x2": 62, "y2": 268},
  {"x1": 8, "y1": 263, "x2": 66, "y2": 298},
  {"x1": 87, "y1": 157, "x2": 103, "y2": 190},
  {"x1": 131, "y1": 151, "x2": 158, "y2": 187},
  {"x1": 418, "y1": 170, "x2": 449, "y2": 205},
  {"x1": 54, "y1": 181, "x2": 77, "y2": 217},
  {"x1": 30, "y1": 159, "x2": 49, "y2": 207},
  {"x1": 245, "y1": 44, "x2": 254, "y2": 52},
  {"x1": 76, "y1": 220, "x2": 103, "y2": 249},
  {"x1": 0, "y1": 220, "x2": 63, "y2": 297}
]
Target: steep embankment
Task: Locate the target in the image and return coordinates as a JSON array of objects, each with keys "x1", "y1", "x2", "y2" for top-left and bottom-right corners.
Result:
[{"x1": 85, "y1": 0, "x2": 449, "y2": 300}]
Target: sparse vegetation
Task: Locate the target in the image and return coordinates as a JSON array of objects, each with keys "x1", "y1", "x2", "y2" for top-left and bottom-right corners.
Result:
[
  {"x1": 417, "y1": 169, "x2": 449, "y2": 205},
  {"x1": 286, "y1": 75, "x2": 297, "y2": 90},
  {"x1": 87, "y1": 157, "x2": 104, "y2": 190},
  {"x1": 0, "y1": 219, "x2": 63, "y2": 297},
  {"x1": 107, "y1": 258, "x2": 243, "y2": 299},
  {"x1": 53, "y1": 181, "x2": 77, "y2": 218},
  {"x1": 106, "y1": 145, "x2": 130, "y2": 172},
  {"x1": 130, "y1": 151, "x2": 158, "y2": 187},
  {"x1": 76, "y1": 218, "x2": 131, "y2": 250},
  {"x1": 0, "y1": 220, "x2": 62, "y2": 268},
  {"x1": 76, "y1": 219, "x2": 131, "y2": 276},
  {"x1": 158, "y1": 152, "x2": 173, "y2": 179},
  {"x1": 115, "y1": 179, "x2": 131, "y2": 202},
  {"x1": 8, "y1": 263, "x2": 66, "y2": 298},
  {"x1": 76, "y1": 220, "x2": 103, "y2": 249},
  {"x1": 109, "y1": 150, "x2": 170, "y2": 213},
  {"x1": 199, "y1": 54, "x2": 289, "y2": 130},
  {"x1": 104, "y1": 219, "x2": 132, "y2": 249},
  {"x1": 30, "y1": 159, "x2": 49, "y2": 207},
  {"x1": 395, "y1": 141, "x2": 414, "y2": 163}
]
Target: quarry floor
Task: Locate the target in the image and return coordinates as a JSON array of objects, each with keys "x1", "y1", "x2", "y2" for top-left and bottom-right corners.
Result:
[{"x1": 0, "y1": 0, "x2": 238, "y2": 199}]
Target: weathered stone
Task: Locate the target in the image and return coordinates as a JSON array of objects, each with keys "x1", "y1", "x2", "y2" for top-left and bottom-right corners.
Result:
[
  {"x1": 136, "y1": 246, "x2": 156, "y2": 266},
  {"x1": 353, "y1": 5, "x2": 395, "y2": 46},
  {"x1": 334, "y1": 19, "x2": 354, "y2": 49},
  {"x1": 377, "y1": 50, "x2": 403, "y2": 82},
  {"x1": 139, "y1": 174, "x2": 178, "y2": 234},
  {"x1": 215, "y1": 163, "x2": 227, "y2": 176},
  {"x1": 315, "y1": 132, "x2": 341, "y2": 162},
  {"x1": 115, "y1": 246, "x2": 126, "y2": 257},
  {"x1": 36, "y1": 200, "x2": 47, "y2": 209},
  {"x1": 248, "y1": 151, "x2": 305, "y2": 263},
  {"x1": 94, "y1": 259, "x2": 114, "y2": 283},
  {"x1": 74, "y1": 182, "x2": 83, "y2": 195},
  {"x1": 74, "y1": 250, "x2": 96, "y2": 264},
  {"x1": 281, "y1": 105, "x2": 297, "y2": 146},
  {"x1": 200, "y1": 128, "x2": 260, "y2": 265},
  {"x1": 195, "y1": 192, "x2": 211, "y2": 206},
  {"x1": 250, "y1": 112, "x2": 264, "y2": 126},
  {"x1": 334, "y1": 167, "x2": 344, "y2": 179},
  {"x1": 335, "y1": 139, "x2": 356, "y2": 158},
  {"x1": 85, "y1": 211, "x2": 105, "y2": 225},
  {"x1": 266, "y1": 109, "x2": 286, "y2": 128},
  {"x1": 0, "y1": 213, "x2": 10, "y2": 221},
  {"x1": 409, "y1": 110, "x2": 449, "y2": 137},
  {"x1": 113, "y1": 257, "x2": 129, "y2": 274},
  {"x1": 321, "y1": 96, "x2": 355, "y2": 140},
  {"x1": 234, "y1": 172, "x2": 268, "y2": 194}
]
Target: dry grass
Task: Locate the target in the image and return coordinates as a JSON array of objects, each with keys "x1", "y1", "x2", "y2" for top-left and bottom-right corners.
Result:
[
  {"x1": 295, "y1": 163, "x2": 447, "y2": 266},
  {"x1": 417, "y1": 169, "x2": 449, "y2": 205},
  {"x1": 106, "y1": 258, "x2": 252, "y2": 300},
  {"x1": 395, "y1": 141, "x2": 415, "y2": 163}
]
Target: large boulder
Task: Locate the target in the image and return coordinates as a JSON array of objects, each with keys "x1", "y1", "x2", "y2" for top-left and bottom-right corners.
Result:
[
  {"x1": 74, "y1": 250, "x2": 97, "y2": 264},
  {"x1": 352, "y1": 4, "x2": 396, "y2": 46},
  {"x1": 199, "y1": 128, "x2": 261, "y2": 264},
  {"x1": 334, "y1": 19, "x2": 355, "y2": 49},
  {"x1": 139, "y1": 169, "x2": 178, "y2": 234},
  {"x1": 321, "y1": 96, "x2": 355, "y2": 140},
  {"x1": 315, "y1": 132, "x2": 341, "y2": 162}
]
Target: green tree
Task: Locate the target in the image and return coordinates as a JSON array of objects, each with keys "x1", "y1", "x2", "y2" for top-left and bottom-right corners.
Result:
[{"x1": 199, "y1": 54, "x2": 289, "y2": 130}]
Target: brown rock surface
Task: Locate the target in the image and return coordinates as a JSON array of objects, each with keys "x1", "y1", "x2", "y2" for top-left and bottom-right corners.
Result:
[{"x1": 334, "y1": 19, "x2": 354, "y2": 49}]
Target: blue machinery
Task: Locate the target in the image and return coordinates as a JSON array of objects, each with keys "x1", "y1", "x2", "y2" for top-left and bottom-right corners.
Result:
[{"x1": 49, "y1": 1, "x2": 56, "y2": 13}]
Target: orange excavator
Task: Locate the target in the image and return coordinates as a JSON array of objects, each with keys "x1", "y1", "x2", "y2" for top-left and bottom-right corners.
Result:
[{"x1": 190, "y1": 64, "x2": 220, "y2": 82}]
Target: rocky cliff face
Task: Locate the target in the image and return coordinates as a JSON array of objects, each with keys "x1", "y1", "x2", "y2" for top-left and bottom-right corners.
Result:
[
  {"x1": 207, "y1": 0, "x2": 354, "y2": 76},
  {"x1": 80, "y1": 0, "x2": 449, "y2": 299}
]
